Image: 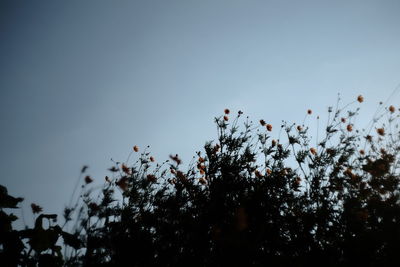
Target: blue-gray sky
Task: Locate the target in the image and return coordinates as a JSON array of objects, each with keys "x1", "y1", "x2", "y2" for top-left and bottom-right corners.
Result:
[{"x1": 1, "y1": 0, "x2": 400, "y2": 221}]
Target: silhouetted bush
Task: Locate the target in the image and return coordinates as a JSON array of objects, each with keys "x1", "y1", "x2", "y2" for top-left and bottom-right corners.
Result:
[{"x1": 1, "y1": 96, "x2": 400, "y2": 266}]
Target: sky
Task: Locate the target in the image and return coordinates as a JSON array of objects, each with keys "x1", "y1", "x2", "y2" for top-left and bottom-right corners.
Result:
[{"x1": 1, "y1": 0, "x2": 400, "y2": 224}]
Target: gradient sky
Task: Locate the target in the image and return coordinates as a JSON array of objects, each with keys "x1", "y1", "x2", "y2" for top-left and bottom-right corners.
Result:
[{"x1": 1, "y1": 0, "x2": 400, "y2": 223}]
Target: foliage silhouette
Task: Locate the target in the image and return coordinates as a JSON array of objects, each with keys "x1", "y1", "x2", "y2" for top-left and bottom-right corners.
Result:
[{"x1": 1, "y1": 96, "x2": 400, "y2": 266}]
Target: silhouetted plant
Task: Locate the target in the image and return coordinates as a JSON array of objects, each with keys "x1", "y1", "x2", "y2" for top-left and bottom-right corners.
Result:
[{"x1": 1, "y1": 95, "x2": 400, "y2": 266}]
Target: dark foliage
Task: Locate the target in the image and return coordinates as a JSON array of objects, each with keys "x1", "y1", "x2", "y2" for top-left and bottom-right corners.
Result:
[{"x1": 1, "y1": 97, "x2": 400, "y2": 266}]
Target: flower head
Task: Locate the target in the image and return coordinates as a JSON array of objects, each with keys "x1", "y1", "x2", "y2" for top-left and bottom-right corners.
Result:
[
  {"x1": 224, "y1": 109, "x2": 230, "y2": 115},
  {"x1": 307, "y1": 109, "x2": 312, "y2": 115},
  {"x1": 377, "y1": 128, "x2": 385, "y2": 136},
  {"x1": 271, "y1": 140, "x2": 277, "y2": 147},
  {"x1": 266, "y1": 124, "x2": 272, "y2": 132},
  {"x1": 347, "y1": 124, "x2": 353, "y2": 132},
  {"x1": 85, "y1": 175, "x2": 93, "y2": 184},
  {"x1": 31, "y1": 203, "x2": 43, "y2": 214},
  {"x1": 147, "y1": 174, "x2": 157, "y2": 183},
  {"x1": 150, "y1": 156, "x2": 155, "y2": 162},
  {"x1": 260, "y1": 119, "x2": 266, "y2": 126},
  {"x1": 357, "y1": 95, "x2": 364, "y2": 103},
  {"x1": 310, "y1": 147, "x2": 317, "y2": 155},
  {"x1": 223, "y1": 115, "x2": 229, "y2": 121},
  {"x1": 389, "y1": 105, "x2": 396, "y2": 113},
  {"x1": 133, "y1": 145, "x2": 139, "y2": 152},
  {"x1": 121, "y1": 164, "x2": 131, "y2": 174}
]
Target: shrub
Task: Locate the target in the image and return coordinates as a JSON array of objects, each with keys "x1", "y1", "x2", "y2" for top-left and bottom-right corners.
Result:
[{"x1": 1, "y1": 96, "x2": 400, "y2": 266}]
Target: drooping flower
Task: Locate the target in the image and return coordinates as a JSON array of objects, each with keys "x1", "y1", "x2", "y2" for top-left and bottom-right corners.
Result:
[
  {"x1": 357, "y1": 95, "x2": 364, "y2": 103},
  {"x1": 121, "y1": 164, "x2": 131, "y2": 174},
  {"x1": 307, "y1": 109, "x2": 312, "y2": 115},
  {"x1": 224, "y1": 109, "x2": 230, "y2": 115},
  {"x1": 389, "y1": 105, "x2": 396, "y2": 113},
  {"x1": 133, "y1": 145, "x2": 139, "y2": 152},
  {"x1": 359, "y1": 149, "x2": 365, "y2": 155},
  {"x1": 310, "y1": 147, "x2": 317, "y2": 155},
  {"x1": 223, "y1": 115, "x2": 229, "y2": 121},
  {"x1": 31, "y1": 203, "x2": 43, "y2": 214},
  {"x1": 296, "y1": 125, "x2": 302, "y2": 131},
  {"x1": 260, "y1": 119, "x2": 266, "y2": 126},
  {"x1": 266, "y1": 124, "x2": 272, "y2": 132},
  {"x1": 341, "y1": 118, "x2": 346, "y2": 123},
  {"x1": 377, "y1": 128, "x2": 385, "y2": 136},
  {"x1": 150, "y1": 156, "x2": 155, "y2": 162}
]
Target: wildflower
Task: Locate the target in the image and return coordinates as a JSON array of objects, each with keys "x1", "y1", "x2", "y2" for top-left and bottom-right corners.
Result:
[
  {"x1": 170, "y1": 168, "x2": 176, "y2": 174},
  {"x1": 121, "y1": 164, "x2": 131, "y2": 174},
  {"x1": 108, "y1": 166, "x2": 118, "y2": 172},
  {"x1": 307, "y1": 109, "x2": 312, "y2": 115},
  {"x1": 359, "y1": 149, "x2": 365, "y2": 155},
  {"x1": 266, "y1": 169, "x2": 272, "y2": 175},
  {"x1": 133, "y1": 145, "x2": 139, "y2": 152},
  {"x1": 224, "y1": 108, "x2": 230, "y2": 115},
  {"x1": 341, "y1": 118, "x2": 346, "y2": 123},
  {"x1": 147, "y1": 174, "x2": 157, "y2": 183},
  {"x1": 176, "y1": 171, "x2": 187, "y2": 182},
  {"x1": 116, "y1": 177, "x2": 129, "y2": 191},
  {"x1": 377, "y1": 128, "x2": 385, "y2": 136},
  {"x1": 85, "y1": 175, "x2": 93, "y2": 184},
  {"x1": 260, "y1": 119, "x2": 266, "y2": 126},
  {"x1": 223, "y1": 115, "x2": 229, "y2": 121},
  {"x1": 198, "y1": 157, "x2": 205, "y2": 163},
  {"x1": 31, "y1": 203, "x2": 43, "y2": 214},
  {"x1": 310, "y1": 147, "x2": 317, "y2": 155},
  {"x1": 266, "y1": 124, "x2": 272, "y2": 132},
  {"x1": 346, "y1": 124, "x2": 353, "y2": 132},
  {"x1": 150, "y1": 156, "x2": 155, "y2": 162},
  {"x1": 199, "y1": 169, "x2": 205, "y2": 175},
  {"x1": 297, "y1": 125, "x2": 302, "y2": 131},
  {"x1": 365, "y1": 135, "x2": 372, "y2": 142},
  {"x1": 169, "y1": 154, "x2": 182, "y2": 165},
  {"x1": 271, "y1": 140, "x2": 277, "y2": 147},
  {"x1": 389, "y1": 105, "x2": 396, "y2": 113},
  {"x1": 357, "y1": 95, "x2": 364, "y2": 103}
]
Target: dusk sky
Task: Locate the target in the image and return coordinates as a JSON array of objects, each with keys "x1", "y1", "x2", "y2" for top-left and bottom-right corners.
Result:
[{"x1": 1, "y1": 0, "x2": 400, "y2": 222}]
